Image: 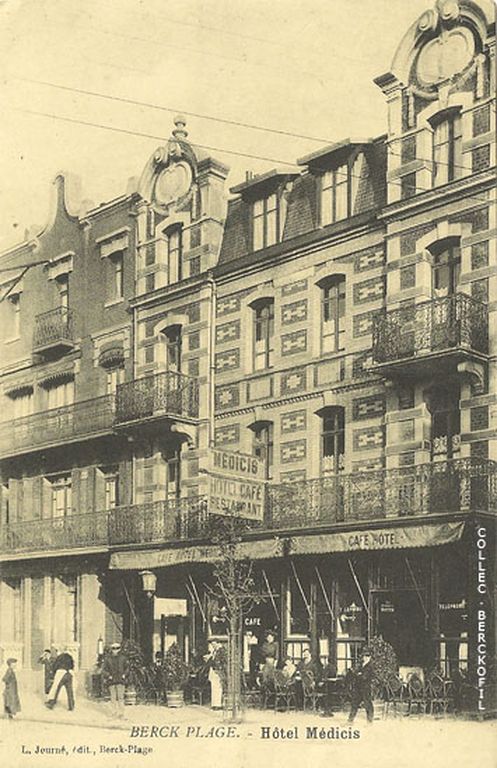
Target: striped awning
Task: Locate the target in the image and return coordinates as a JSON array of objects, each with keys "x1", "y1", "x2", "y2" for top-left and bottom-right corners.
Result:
[{"x1": 108, "y1": 520, "x2": 465, "y2": 570}]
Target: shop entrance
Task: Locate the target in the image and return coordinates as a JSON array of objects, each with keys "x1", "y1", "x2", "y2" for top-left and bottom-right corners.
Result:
[{"x1": 371, "y1": 589, "x2": 430, "y2": 668}]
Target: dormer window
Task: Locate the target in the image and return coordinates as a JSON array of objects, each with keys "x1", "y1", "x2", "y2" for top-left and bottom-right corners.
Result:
[
  {"x1": 167, "y1": 227, "x2": 182, "y2": 283},
  {"x1": 321, "y1": 165, "x2": 349, "y2": 225},
  {"x1": 252, "y1": 194, "x2": 278, "y2": 250},
  {"x1": 431, "y1": 110, "x2": 462, "y2": 187}
]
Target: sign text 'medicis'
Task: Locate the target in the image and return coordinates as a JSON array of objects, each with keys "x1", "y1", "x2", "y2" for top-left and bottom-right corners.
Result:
[{"x1": 211, "y1": 448, "x2": 265, "y2": 480}]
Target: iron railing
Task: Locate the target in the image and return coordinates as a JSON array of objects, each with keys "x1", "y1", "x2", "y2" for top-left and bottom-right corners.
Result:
[
  {"x1": 372, "y1": 294, "x2": 488, "y2": 365},
  {"x1": 0, "y1": 510, "x2": 109, "y2": 554},
  {"x1": 266, "y1": 458, "x2": 497, "y2": 529},
  {"x1": 115, "y1": 371, "x2": 199, "y2": 424},
  {"x1": 0, "y1": 497, "x2": 207, "y2": 554},
  {"x1": 1, "y1": 460, "x2": 495, "y2": 555},
  {"x1": 33, "y1": 307, "x2": 74, "y2": 350},
  {"x1": 0, "y1": 395, "x2": 115, "y2": 458}
]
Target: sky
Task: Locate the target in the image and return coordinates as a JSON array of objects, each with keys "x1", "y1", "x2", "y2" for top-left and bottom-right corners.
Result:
[{"x1": 0, "y1": 0, "x2": 435, "y2": 252}]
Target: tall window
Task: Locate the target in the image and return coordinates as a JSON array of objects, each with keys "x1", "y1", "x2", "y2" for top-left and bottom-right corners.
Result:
[
  {"x1": 103, "y1": 467, "x2": 119, "y2": 509},
  {"x1": 251, "y1": 421, "x2": 274, "y2": 479},
  {"x1": 166, "y1": 450, "x2": 181, "y2": 501},
  {"x1": 46, "y1": 379, "x2": 74, "y2": 410},
  {"x1": 427, "y1": 386, "x2": 460, "y2": 460},
  {"x1": 253, "y1": 299, "x2": 274, "y2": 370},
  {"x1": 109, "y1": 252, "x2": 124, "y2": 301},
  {"x1": 167, "y1": 228, "x2": 182, "y2": 284},
  {"x1": 7, "y1": 293, "x2": 21, "y2": 338},
  {"x1": 252, "y1": 194, "x2": 278, "y2": 250},
  {"x1": 321, "y1": 164, "x2": 349, "y2": 225},
  {"x1": 51, "y1": 475, "x2": 72, "y2": 518},
  {"x1": 165, "y1": 326, "x2": 182, "y2": 373},
  {"x1": 11, "y1": 390, "x2": 33, "y2": 419},
  {"x1": 432, "y1": 113, "x2": 462, "y2": 187},
  {"x1": 320, "y1": 407, "x2": 345, "y2": 474},
  {"x1": 432, "y1": 243, "x2": 461, "y2": 298},
  {"x1": 106, "y1": 366, "x2": 124, "y2": 395},
  {"x1": 56, "y1": 274, "x2": 69, "y2": 309},
  {"x1": 321, "y1": 276, "x2": 346, "y2": 353}
]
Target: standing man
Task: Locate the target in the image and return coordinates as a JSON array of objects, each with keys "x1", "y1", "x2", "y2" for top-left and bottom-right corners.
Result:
[
  {"x1": 102, "y1": 642, "x2": 127, "y2": 719},
  {"x1": 45, "y1": 648, "x2": 75, "y2": 711},
  {"x1": 38, "y1": 646, "x2": 58, "y2": 695},
  {"x1": 347, "y1": 650, "x2": 374, "y2": 724}
]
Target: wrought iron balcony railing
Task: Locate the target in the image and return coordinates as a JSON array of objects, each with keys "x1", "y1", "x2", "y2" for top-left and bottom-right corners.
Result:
[
  {"x1": 0, "y1": 510, "x2": 109, "y2": 555},
  {"x1": 0, "y1": 497, "x2": 207, "y2": 555},
  {"x1": 372, "y1": 294, "x2": 488, "y2": 366},
  {"x1": 115, "y1": 371, "x2": 199, "y2": 425},
  {"x1": 1, "y1": 461, "x2": 494, "y2": 556},
  {"x1": 33, "y1": 307, "x2": 74, "y2": 352},
  {"x1": 266, "y1": 458, "x2": 497, "y2": 529},
  {"x1": 0, "y1": 395, "x2": 115, "y2": 458}
]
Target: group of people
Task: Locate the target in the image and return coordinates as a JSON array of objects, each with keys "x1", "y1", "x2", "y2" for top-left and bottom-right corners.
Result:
[{"x1": 248, "y1": 630, "x2": 375, "y2": 723}]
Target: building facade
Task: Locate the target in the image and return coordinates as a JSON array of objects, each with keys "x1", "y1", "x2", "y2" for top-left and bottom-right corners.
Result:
[{"x1": 0, "y1": 0, "x2": 495, "y2": 698}]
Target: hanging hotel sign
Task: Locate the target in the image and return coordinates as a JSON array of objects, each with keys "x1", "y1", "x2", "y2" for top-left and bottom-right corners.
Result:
[{"x1": 204, "y1": 449, "x2": 266, "y2": 520}]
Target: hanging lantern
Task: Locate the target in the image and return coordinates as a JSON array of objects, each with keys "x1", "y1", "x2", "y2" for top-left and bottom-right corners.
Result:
[{"x1": 139, "y1": 570, "x2": 157, "y2": 597}]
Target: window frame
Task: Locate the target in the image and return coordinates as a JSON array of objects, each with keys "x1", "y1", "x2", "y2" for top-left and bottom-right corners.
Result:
[
  {"x1": 252, "y1": 298, "x2": 275, "y2": 371},
  {"x1": 321, "y1": 276, "x2": 346, "y2": 354},
  {"x1": 251, "y1": 421, "x2": 274, "y2": 480},
  {"x1": 321, "y1": 163, "x2": 350, "y2": 226},
  {"x1": 320, "y1": 406, "x2": 345, "y2": 475},
  {"x1": 431, "y1": 111, "x2": 462, "y2": 187},
  {"x1": 167, "y1": 227, "x2": 183, "y2": 284},
  {"x1": 252, "y1": 193, "x2": 279, "y2": 251}
]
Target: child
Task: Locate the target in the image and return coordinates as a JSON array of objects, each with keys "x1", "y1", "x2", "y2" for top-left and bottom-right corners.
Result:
[{"x1": 3, "y1": 658, "x2": 21, "y2": 719}]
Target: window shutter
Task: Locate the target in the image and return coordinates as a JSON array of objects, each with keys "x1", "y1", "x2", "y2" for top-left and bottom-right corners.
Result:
[
  {"x1": 17, "y1": 479, "x2": 25, "y2": 521},
  {"x1": 94, "y1": 467, "x2": 106, "y2": 511},
  {"x1": 31, "y1": 476, "x2": 43, "y2": 520},
  {"x1": 85, "y1": 466, "x2": 97, "y2": 511},
  {"x1": 8, "y1": 478, "x2": 19, "y2": 523},
  {"x1": 42, "y1": 478, "x2": 53, "y2": 519},
  {"x1": 71, "y1": 469, "x2": 81, "y2": 516},
  {"x1": 118, "y1": 460, "x2": 130, "y2": 507},
  {"x1": 79, "y1": 468, "x2": 89, "y2": 514}
]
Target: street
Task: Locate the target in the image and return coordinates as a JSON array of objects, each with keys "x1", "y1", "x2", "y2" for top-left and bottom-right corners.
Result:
[{"x1": 1, "y1": 709, "x2": 495, "y2": 768}]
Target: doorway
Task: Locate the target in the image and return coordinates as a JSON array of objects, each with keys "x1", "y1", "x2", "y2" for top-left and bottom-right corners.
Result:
[{"x1": 372, "y1": 589, "x2": 430, "y2": 667}]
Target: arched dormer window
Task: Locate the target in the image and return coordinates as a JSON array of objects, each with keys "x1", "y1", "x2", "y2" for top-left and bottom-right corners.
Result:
[
  {"x1": 167, "y1": 226, "x2": 183, "y2": 284},
  {"x1": 430, "y1": 238, "x2": 461, "y2": 298},
  {"x1": 249, "y1": 420, "x2": 273, "y2": 480},
  {"x1": 429, "y1": 108, "x2": 462, "y2": 187},
  {"x1": 317, "y1": 406, "x2": 345, "y2": 475},
  {"x1": 319, "y1": 275, "x2": 346, "y2": 354},
  {"x1": 251, "y1": 297, "x2": 274, "y2": 371}
]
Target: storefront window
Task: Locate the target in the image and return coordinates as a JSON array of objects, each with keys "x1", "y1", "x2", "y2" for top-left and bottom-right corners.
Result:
[
  {"x1": 286, "y1": 570, "x2": 311, "y2": 637},
  {"x1": 208, "y1": 595, "x2": 228, "y2": 638},
  {"x1": 438, "y1": 548, "x2": 468, "y2": 677},
  {"x1": 335, "y1": 560, "x2": 367, "y2": 674}
]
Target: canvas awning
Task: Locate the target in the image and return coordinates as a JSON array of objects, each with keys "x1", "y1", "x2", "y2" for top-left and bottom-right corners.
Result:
[{"x1": 108, "y1": 520, "x2": 465, "y2": 570}]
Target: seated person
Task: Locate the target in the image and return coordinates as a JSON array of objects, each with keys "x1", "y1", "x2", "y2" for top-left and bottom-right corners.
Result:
[
  {"x1": 277, "y1": 657, "x2": 297, "y2": 684},
  {"x1": 297, "y1": 647, "x2": 321, "y2": 687}
]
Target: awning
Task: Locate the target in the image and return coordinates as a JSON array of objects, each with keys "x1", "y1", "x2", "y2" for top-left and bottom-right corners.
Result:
[
  {"x1": 291, "y1": 521, "x2": 465, "y2": 556},
  {"x1": 109, "y1": 520, "x2": 465, "y2": 571},
  {"x1": 109, "y1": 537, "x2": 282, "y2": 570}
]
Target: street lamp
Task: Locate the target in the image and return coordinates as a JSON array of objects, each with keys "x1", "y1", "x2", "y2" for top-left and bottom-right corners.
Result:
[{"x1": 139, "y1": 570, "x2": 157, "y2": 598}]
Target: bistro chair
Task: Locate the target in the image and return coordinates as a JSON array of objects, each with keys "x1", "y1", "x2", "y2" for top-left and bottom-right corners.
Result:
[
  {"x1": 302, "y1": 676, "x2": 326, "y2": 712},
  {"x1": 426, "y1": 672, "x2": 452, "y2": 716},
  {"x1": 406, "y1": 673, "x2": 428, "y2": 716},
  {"x1": 383, "y1": 674, "x2": 407, "y2": 718},
  {"x1": 273, "y1": 676, "x2": 297, "y2": 712}
]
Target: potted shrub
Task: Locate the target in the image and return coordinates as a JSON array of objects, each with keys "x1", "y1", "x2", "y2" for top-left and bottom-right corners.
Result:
[
  {"x1": 363, "y1": 635, "x2": 398, "y2": 717},
  {"x1": 121, "y1": 639, "x2": 147, "y2": 705},
  {"x1": 162, "y1": 643, "x2": 189, "y2": 708}
]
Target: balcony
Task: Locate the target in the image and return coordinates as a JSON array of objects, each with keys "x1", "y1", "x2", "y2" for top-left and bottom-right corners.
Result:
[
  {"x1": 0, "y1": 461, "x2": 494, "y2": 557},
  {"x1": 266, "y1": 458, "x2": 496, "y2": 530},
  {"x1": 33, "y1": 307, "x2": 75, "y2": 355},
  {"x1": 0, "y1": 497, "x2": 206, "y2": 556},
  {"x1": 0, "y1": 395, "x2": 115, "y2": 459},
  {"x1": 115, "y1": 371, "x2": 199, "y2": 427},
  {"x1": 371, "y1": 294, "x2": 488, "y2": 378},
  {"x1": 0, "y1": 510, "x2": 109, "y2": 556}
]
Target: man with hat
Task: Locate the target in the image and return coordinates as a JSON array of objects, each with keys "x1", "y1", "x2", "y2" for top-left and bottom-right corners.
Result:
[
  {"x1": 347, "y1": 649, "x2": 375, "y2": 724},
  {"x1": 102, "y1": 642, "x2": 127, "y2": 719}
]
